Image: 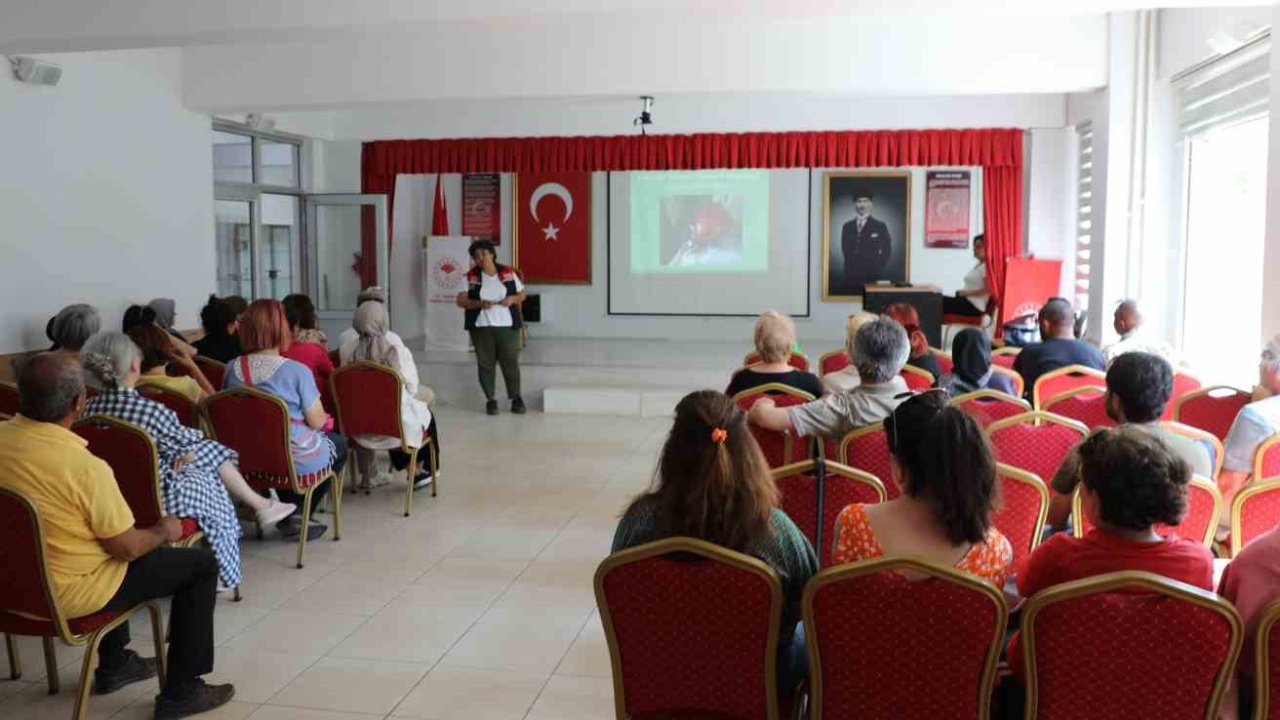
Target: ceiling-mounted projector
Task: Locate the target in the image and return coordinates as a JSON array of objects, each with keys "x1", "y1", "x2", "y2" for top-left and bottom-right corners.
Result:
[{"x1": 9, "y1": 57, "x2": 62, "y2": 86}]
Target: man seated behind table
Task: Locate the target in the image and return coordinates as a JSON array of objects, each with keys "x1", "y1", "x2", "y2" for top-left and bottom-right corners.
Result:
[
  {"x1": 749, "y1": 318, "x2": 909, "y2": 439},
  {"x1": 1012, "y1": 297, "x2": 1105, "y2": 399},
  {"x1": 1048, "y1": 352, "x2": 1213, "y2": 530},
  {"x1": 0, "y1": 354, "x2": 233, "y2": 719},
  {"x1": 1102, "y1": 299, "x2": 1178, "y2": 366}
]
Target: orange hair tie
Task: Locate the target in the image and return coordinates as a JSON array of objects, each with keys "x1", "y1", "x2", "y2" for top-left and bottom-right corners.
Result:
[{"x1": 711, "y1": 427, "x2": 729, "y2": 444}]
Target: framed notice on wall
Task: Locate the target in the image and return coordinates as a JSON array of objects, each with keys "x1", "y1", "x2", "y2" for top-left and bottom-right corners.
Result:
[
  {"x1": 462, "y1": 173, "x2": 501, "y2": 243},
  {"x1": 924, "y1": 170, "x2": 971, "y2": 249}
]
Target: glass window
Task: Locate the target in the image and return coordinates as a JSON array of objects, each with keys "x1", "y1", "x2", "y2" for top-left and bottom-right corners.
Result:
[
  {"x1": 214, "y1": 200, "x2": 254, "y2": 298},
  {"x1": 212, "y1": 130, "x2": 253, "y2": 183},
  {"x1": 259, "y1": 140, "x2": 299, "y2": 187},
  {"x1": 260, "y1": 194, "x2": 299, "y2": 300}
]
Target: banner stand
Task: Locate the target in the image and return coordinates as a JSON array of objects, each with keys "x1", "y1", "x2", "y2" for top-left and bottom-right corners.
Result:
[{"x1": 423, "y1": 236, "x2": 473, "y2": 352}]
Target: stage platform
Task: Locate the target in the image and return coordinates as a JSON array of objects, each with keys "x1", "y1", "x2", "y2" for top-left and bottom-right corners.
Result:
[{"x1": 411, "y1": 337, "x2": 764, "y2": 416}]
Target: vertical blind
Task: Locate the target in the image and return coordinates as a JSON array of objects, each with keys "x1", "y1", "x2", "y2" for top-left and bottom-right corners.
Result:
[
  {"x1": 1175, "y1": 33, "x2": 1271, "y2": 137},
  {"x1": 1075, "y1": 122, "x2": 1094, "y2": 313}
]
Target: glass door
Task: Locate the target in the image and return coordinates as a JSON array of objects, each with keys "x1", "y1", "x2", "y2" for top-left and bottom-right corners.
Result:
[
  {"x1": 214, "y1": 198, "x2": 255, "y2": 298},
  {"x1": 303, "y1": 194, "x2": 390, "y2": 342}
]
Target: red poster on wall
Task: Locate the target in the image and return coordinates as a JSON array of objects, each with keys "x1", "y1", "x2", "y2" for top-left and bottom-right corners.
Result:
[
  {"x1": 1001, "y1": 257, "x2": 1063, "y2": 325},
  {"x1": 513, "y1": 172, "x2": 591, "y2": 285},
  {"x1": 461, "y1": 173, "x2": 501, "y2": 243},
  {"x1": 925, "y1": 170, "x2": 971, "y2": 248}
]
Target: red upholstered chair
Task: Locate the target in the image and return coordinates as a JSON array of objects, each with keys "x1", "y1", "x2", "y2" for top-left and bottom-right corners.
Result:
[
  {"x1": 772, "y1": 459, "x2": 886, "y2": 568},
  {"x1": 900, "y1": 365, "x2": 935, "y2": 391},
  {"x1": 953, "y1": 390, "x2": 1031, "y2": 429},
  {"x1": 986, "y1": 412, "x2": 1088, "y2": 529},
  {"x1": 818, "y1": 350, "x2": 851, "y2": 377},
  {"x1": 1073, "y1": 475, "x2": 1221, "y2": 548},
  {"x1": 0, "y1": 487, "x2": 167, "y2": 720},
  {"x1": 1253, "y1": 600, "x2": 1280, "y2": 720},
  {"x1": 136, "y1": 384, "x2": 201, "y2": 430},
  {"x1": 194, "y1": 356, "x2": 226, "y2": 390},
  {"x1": 202, "y1": 387, "x2": 342, "y2": 568},
  {"x1": 803, "y1": 557, "x2": 1007, "y2": 720},
  {"x1": 1175, "y1": 386, "x2": 1252, "y2": 443},
  {"x1": 1230, "y1": 480, "x2": 1280, "y2": 557},
  {"x1": 330, "y1": 361, "x2": 438, "y2": 517},
  {"x1": 1020, "y1": 571, "x2": 1242, "y2": 720},
  {"x1": 992, "y1": 365, "x2": 1025, "y2": 398},
  {"x1": 0, "y1": 381, "x2": 18, "y2": 419},
  {"x1": 1041, "y1": 387, "x2": 1114, "y2": 430},
  {"x1": 991, "y1": 464, "x2": 1049, "y2": 571},
  {"x1": 595, "y1": 537, "x2": 787, "y2": 720},
  {"x1": 1162, "y1": 421, "x2": 1226, "y2": 480},
  {"x1": 1164, "y1": 369, "x2": 1204, "y2": 421},
  {"x1": 839, "y1": 424, "x2": 897, "y2": 499},
  {"x1": 933, "y1": 350, "x2": 954, "y2": 377},
  {"x1": 1255, "y1": 434, "x2": 1280, "y2": 485},
  {"x1": 744, "y1": 350, "x2": 810, "y2": 373},
  {"x1": 991, "y1": 347, "x2": 1020, "y2": 369},
  {"x1": 942, "y1": 314, "x2": 986, "y2": 349},
  {"x1": 1032, "y1": 365, "x2": 1107, "y2": 411},
  {"x1": 734, "y1": 383, "x2": 816, "y2": 470}
]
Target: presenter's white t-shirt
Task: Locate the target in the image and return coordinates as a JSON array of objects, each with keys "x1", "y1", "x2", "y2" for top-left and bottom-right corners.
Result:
[
  {"x1": 476, "y1": 271, "x2": 525, "y2": 328},
  {"x1": 962, "y1": 262, "x2": 989, "y2": 311}
]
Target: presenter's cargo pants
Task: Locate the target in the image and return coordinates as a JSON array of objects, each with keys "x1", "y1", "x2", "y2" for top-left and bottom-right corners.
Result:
[{"x1": 470, "y1": 327, "x2": 522, "y2": 400}]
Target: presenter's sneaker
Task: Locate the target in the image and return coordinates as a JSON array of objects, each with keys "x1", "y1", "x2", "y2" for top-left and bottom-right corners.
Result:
[
  {"x1": 94, "y1": 651, "x2": 158, "y2": 694},
  {"x1": 486, "y1": 399, "x2": 499, "y2": 415},
  {"x1": 154, "y1": 680, "x2": 236, "y2": 720},
  {"x1": 511, "y1": 397, "x2": 527, "y2": 414}
]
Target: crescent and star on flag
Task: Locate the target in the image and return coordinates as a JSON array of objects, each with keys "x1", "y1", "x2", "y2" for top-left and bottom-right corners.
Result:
[{"x1": 529, "y1": 182, "x2": 574, "y2": 241}]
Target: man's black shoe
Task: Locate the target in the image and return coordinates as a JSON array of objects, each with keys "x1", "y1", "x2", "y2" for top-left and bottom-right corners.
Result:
[
  {"x1": 154, "y1": 680, "x2": 235, "y2": 720},
  {"x1": 94, "y1": 651, "x2": 158, "y2": 695}
]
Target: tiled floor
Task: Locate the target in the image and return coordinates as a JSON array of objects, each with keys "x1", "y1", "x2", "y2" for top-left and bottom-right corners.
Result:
[{"x1": 0, "y1": 406, "x2": 667, "y2": 720}]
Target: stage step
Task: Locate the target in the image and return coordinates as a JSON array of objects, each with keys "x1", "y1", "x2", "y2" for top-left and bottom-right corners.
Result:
[{"x1": 543, "y1": 387, "x2": 686, "y2": 417}]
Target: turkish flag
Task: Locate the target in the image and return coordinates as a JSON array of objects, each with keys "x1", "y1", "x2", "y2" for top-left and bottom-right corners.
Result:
[{"x1": 513, "y1": 172, "x2": 591, "y2": 284}]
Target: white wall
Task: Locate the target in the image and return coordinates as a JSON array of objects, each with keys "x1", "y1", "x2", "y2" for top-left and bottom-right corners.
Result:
[
  {"x1": 1027, "y1": 127, "x2": 1077, "y2": 299},
  {"x1": 0, "y1": 48, "x2": 215, "y2": 352},
  {"x1": 1158, "y1": 6, "x2": 1273, "y2": 79}
]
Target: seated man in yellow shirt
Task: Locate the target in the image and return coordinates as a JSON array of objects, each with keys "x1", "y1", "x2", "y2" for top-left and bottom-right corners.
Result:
[{"x1": 0, "y1": 353, "x2": 233, "y2": 719}]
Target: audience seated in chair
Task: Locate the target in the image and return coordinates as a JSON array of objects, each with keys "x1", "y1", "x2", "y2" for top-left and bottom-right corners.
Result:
[
  {"x1": 882, "y1": 302, "x2": 942, "y2": 382},
  {"x1": 282, "y1": 293, "x2": 335, "y2": 411},
  {"x1": 1012, "y1": 297, "x2": 1105, "y2": 399},
  {"x1": 750, "y1": 318, "x2": 909, "y2": 440},
  {"x1": 81, "y1": 332, "x2": 296, "y2": 587},
  {"x1": 145, "y1": 299, "x2": 199, "y2": 359},
  {"x1": 726, "y1": 311, "x2": 822, "y2": 398},
  {"x1": 611, "y1": 390, "x2": 817, "y2": 690},
  {"x1": 224, "y1": 299, "x2": 348, "y2": 541},
  {"x1": 192, "y1": 295, "x2": 243, "y2": 363},
  {"x1": 1220, "y1": 333, "x2": 1280, "y2": 508},
  {"x1": 47, "y1": 304, "x2": 101, "y2": 354},
  {"x1": 1217, "y1": 520, "x2": 1280, "y2": 719},
  {"x1": 941, "y1": 327, "x2": 1018, "y2": 398},
  {"x1": 832, "y1": 391, "x2": 1013, "y2": 587},
  {"x1": 338, "y1": 301, "x2": 440, "y2": 492},
  {"x1": 1102, "y1": 298, "x2": 1178, "y2": 367},
  {"x1": 0, "y1": 352, "x2": 235, "y2": 718},
  {"x1": 1049, "y1": 353, "x2": 1213, "y2": 530},
  {"x1": 1009, "y1": 427, "x2": 1214, "y2": 677},
  {"x1": 820, "y1": 311, "x2": 877, "y2": 397},
  {"x1": 336, "y1": 286, "x2": 404, "y2": 349},
  {"x1": 129, "y1": 323, "x2": 216, "y2": 403}
]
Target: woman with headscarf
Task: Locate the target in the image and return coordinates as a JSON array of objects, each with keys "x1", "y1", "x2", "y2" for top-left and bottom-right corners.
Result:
[
  {"x1": 338, "y1": 301, "x2": 440, "y2": 491},
  {"x1": 881, "y1": 302, "x2": 941, "y2": 382},
  {"x1": 941, "y1": 328, "x2": 1018, "y2": 397},
  {"x1": 143, "y1": 298, "x2": 198, "y2": 358}
]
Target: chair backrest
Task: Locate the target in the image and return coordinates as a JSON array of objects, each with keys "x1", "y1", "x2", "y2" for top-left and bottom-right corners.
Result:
[
  {"x1": 818, "y1": 350, "x2": 851, "y2": 377},
  {"x1": 596, "y1": 538, "x2": 782, "y2": 720},
  {"x1": 803, "y1": 557, "x2": 1007, "y2": 720},
  {"x1": 900, "y1": 365, "x2": 935, "y2": 391},
  {"x1": 991, "y1": 347, "x2": 1020, "y2": 370},
  {"x1": 772, "y1": 460, "x2": 886, "y2": 568},
  {"x1": 1021, "y1": 571, "x2": 1241, "y2": 720},
  {"x1": 1257, "y1": 434, "x2": 1280, "y2": 484},
  {"x1": 1175, "y1": 386, "x2": 1252, "y2": 442},
  {"x1": 201, "y1": 387, "x2": 296, "y2": 481},
  {"x1": 72, "y1": 415, "x2": 164, "y2": 528},
  {"x1": 1231, "y1": 480, "x2": 1280, "y2": 556},
  {"x1": 136, "y1": 384, "x2": 200, "y2": 429},
  {"x1": 1254, "y1": 600, "x2": 1280, "y2": 720},
  {"x1": 953, "y1": 390, "x2": 1031, "y2": 428},
  {"x1": 839, "y1": 424, "x2": 898, "y2": 499},
  {"x1": 1161, "y1": 421, "x2": 1225, "y2": 480},
  {"x1": 1163, "y1": 369, "x2": 1203, "y2": 422},
  {"x1": 1041, "y1": 386, "x2": 1114, "y2": 430},
  {"x1": 0, "y1": 382, "x2": 18, "y2": 419},
  {"x1": 331, "y1": 362, "x2": 407, "y2": 446},
  {"x1": 986, "y1": 412, "x2": 1088, "y2": 492},
  {"x1": 0, "y1": 487, "x2": 74, "y2": 641},
  {"x1": 933, "y1": 350, "x2": 954, "y2": 377},
  {"x1": 733, "y1": 384, "x2": 815, "y2": 470},
  {"x1": 1072, "y1": 475, "x2": 1221, "y2": 548},
  {"x1": 1032, "y1": 365, "x2": 1107, "y2": 410},
  {"x1": 991, "y1": 464, "x2": 1049, "y2": 570},
  {"x1": 194, "y1": 356, "x2": 226, "y2": 390},
  {"x1": 744, "y1": 351, "x2": 810, "y2": 373},
  {"x1": 992, "y1": 365, "x2": 1025, "y2": 397}
]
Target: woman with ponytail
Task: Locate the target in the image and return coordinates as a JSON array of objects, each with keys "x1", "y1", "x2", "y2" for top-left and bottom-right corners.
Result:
[
  {"x1": 832, "y1": 390, "x2": 1012, "y2": 587},
  {"x1": 612, "y1": 390, "x2": 817, "y2": 686},
  {"x1": 81, "y1": 332, "x2": 296, "y2": 590}
]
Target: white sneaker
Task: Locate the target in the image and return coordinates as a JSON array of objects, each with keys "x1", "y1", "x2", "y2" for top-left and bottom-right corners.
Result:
[
  {"x1": 256, "y1": 499, "x2": 297, "y2": 527},
  {"x1": 370, "y1": 472, "x2": 393, "y2": 488}
]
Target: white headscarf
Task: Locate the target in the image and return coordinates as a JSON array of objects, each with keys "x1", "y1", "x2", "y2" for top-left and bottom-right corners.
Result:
[{"x1": 351, "y1": 301, "x2": 394, "y2": 366}]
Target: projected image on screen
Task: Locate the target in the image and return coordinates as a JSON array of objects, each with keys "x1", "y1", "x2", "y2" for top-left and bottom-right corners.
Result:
[{"x1": 660, "y1": 195, "x2": 744, "y2": 268}]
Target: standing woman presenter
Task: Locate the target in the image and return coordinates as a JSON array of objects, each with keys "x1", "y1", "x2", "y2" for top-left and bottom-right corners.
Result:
[{"x1": 455, "y1": 241, "x2": 527, "y2": 415}]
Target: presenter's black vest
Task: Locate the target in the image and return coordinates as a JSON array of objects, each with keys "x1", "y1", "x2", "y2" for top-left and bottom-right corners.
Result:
[{"x1": 464, "y1": 266, "x2": 523, "y2": 331}]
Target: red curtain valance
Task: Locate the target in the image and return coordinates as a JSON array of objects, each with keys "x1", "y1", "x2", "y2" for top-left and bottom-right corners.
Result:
[{"x1": 361, "y1": 128, "x2": 1024, "y2": 319}]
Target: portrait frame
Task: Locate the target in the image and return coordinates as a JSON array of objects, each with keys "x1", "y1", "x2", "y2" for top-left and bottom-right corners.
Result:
[{"x1": 822, "y1": 170, "x2": 913, "y2": 301}]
